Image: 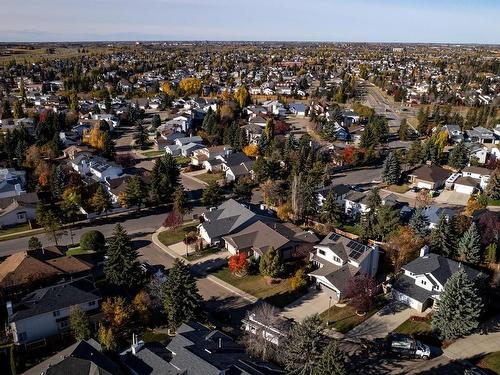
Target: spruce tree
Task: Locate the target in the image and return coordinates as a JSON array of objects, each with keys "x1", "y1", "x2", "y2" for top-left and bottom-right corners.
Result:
[
  {"x1": 122, "y1": 175, "x2": 147, "y2": 210},
  {"x1": 150, "y1": 154, "x2": 180, "y2": 204},
  {"x1": 375, "y1": 205, "x2": 401, "y2": 241},
  {"x1": 102, "y1": 131, "x2": 116, "y2": 160},
  {"x1": 409, "y1": 207, "x2": 429, "y2": 237},
  {"x1": 485, "y1": 169, "x2": 500, "y2": 200},
  {"x1": 282, "y1": 314, "x2": 328, "y2": 374},
  {"x1": 321, "y1": 190, "x2": 343, "y2": 227},
  {"x1": 431, "y1": 269, "x2": 483, "y2": 340},
  {"x1": 162, "y1": 259, "x2": 201, "y2": 331},
  {"x1": 429, "y1": 213, "x2": 453, "y2": 257},
  {"x1": 458, "y1": 222, "x2": 482, "y2": 265},
  {"x1": 314, "y1": 341, "x2": 346, "y2": 375},
  {"x1": 381, "y1": 152, "x2": 401, "y2": 185},
  {"x1": 202, "y1": 181, "x2": 223, "y2": 207},
  {"x1": 91, "y1": 185, "x2": 112, "y2": 216},
  {"x1": 133, "y1": 121, "x2": 149, "y2": 149},
  {"x1": 448, "y1": 142, "x2": 469, "y2": 170},
  {"x1": 259, "y1": 247, "x2": 284, "y2": 278},
  {"x1": 70, "y1": 305, "x2": 92, "y2": 341},
  {"x1": 104, "y1": 224, "x2": 140, "y2": 289}
]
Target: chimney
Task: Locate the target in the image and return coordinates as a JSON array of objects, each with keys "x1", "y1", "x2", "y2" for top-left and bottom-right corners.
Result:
[
  {"x1": 131, "y1": 334, "x2": 144, "y2": 355},
  {"x1": 420, "y1": 245, "x2": 430, "y2": 258},
  {"x1": 426, "y1": 160, "x2": 432, "y2": 166},
  {"x1": 6, "y1": 301, "x2": 13, "y2": 317}
]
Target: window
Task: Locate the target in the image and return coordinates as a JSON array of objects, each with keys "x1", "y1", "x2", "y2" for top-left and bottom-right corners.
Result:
[
  {"x1": 16, "y1": 212, "x2": 26, "y2": 220},
  {"x1": 53, "y1": 310, "x2": 60, "y2": 317},
  {"x1": 421, "y1": 280, "x2": 427, "y2": 286},
  {"x1": 318, "y1": 249, "x2": 326, "y2": 256},
  {"x1": 59, "y1": 320, "x2": 69, "y2": 329},
  {"x1": 333, "y1": 256, "x2": 341, "y2": 263},
  {"x1": 88, "y1": 300, "x2": 97, "y2": 306}
]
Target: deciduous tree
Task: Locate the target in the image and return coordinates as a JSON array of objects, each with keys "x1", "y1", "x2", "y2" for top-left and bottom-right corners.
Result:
[{"x1": 69, "y1": 305, "x2": 92, "y2": 341}]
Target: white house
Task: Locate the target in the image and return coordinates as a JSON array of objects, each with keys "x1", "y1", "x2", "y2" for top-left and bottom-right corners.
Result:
[
  {"x1": 0, "y1": 168, "x2": 26, "y2": 199},
  {"x1": 316, "y1": 184, "x2": 351, "y2": 207},
  {"x1": 344, "y1": 190, "x2": 370, "y2": 219},
  {"x1": 462, "y1": 166, "x2": 491, "y2": 189}
]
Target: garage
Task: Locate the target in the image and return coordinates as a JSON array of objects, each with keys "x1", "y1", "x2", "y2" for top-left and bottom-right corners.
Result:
[
  {"x1": 417, "y1": 181, "x2": 433, "y2": 190},
  {"x1": 392, "y1": 290, "x2": 423, "y2": 312},
  {"x1": 453, "y1": 176, "x2": 478, "y2": 195},
  {"x1": 454, "y1": 183, "x2": 475, "y2": 195}
]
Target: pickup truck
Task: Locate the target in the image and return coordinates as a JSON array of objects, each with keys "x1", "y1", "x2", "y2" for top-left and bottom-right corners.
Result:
[{"x1": 375, "y1": 333, "x2": 431, "y2": 360}]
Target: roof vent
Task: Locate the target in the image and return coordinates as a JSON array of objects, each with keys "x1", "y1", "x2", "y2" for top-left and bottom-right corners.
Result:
[{"x1": 420, "y1": 245, "x2": 430, "y2": 258}]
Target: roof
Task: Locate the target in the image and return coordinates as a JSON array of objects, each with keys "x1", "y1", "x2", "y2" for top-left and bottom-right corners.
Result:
[
  {"x1": 223, "y1": 152, "x2": 251, "y2": 167},
  {"x1": 120, "y1": 342, "x2": 178, "y2": 375},
  {"x1": 23, "y1": 339, "x2": 120, "y2": 375},
  {"x1": 422, "y1": 206, "x2": 459, "y2": 224},
  {"x1": 222, "y1": 221, "x2": 290, "y2": 254},
  {"x1": 393, "y1": 274, "x2": 434, "y2": 303},
  {"x1": 344, "y1": 190, "x2": 368, "y2": 204},
  {"x1": 9, "y1": 277, "x2": 100, "y2": 322},
  {"x1": 462, "y1": 166, "x2": 491, "y2": 176},
  {"x1": 0, "y1": 192, "x2": 39, "y2": 210},
  {"x1": 317, "y1": 184, "x2": 351, "y2": 198},
  {"x1": 454, "y1": 176, "x2": 480, "y2": 188},
  {"x1": 408, "y1": 164, "x2": 451, "y2": 183},
  {"x1": 314, "y1": 232, "x2": 373, "y2": 264},
  {"x1": 308, "y1": 258, "x2": 358, "y2": 294}
]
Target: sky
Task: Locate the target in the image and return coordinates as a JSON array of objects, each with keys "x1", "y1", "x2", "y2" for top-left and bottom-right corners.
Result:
[{"x1": 1, "y1": 0, "x2": 499, "y2": 44}]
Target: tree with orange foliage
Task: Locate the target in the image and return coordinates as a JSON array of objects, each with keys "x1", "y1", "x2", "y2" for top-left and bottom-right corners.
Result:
[
  {"x1": 228, "y1": 252, "x2": 248, "y2": 277},
  {"x1": 35, "y1": 161, "x2": 51, "y2": 186},
  {"x1": 276, "y1": 203, "x2": 292, "y2": 221},
  {"x1": 243, "y1": 144, "x2": 259, "y2": 158},
  {"x1": 179, "y1": 77, "x2": 202, "y2": 96},
  {"x1": 385, "y1": 226, "x2": 425, "y2": 271},
  {"x1": 132, "y1": 291, "x2": 152, "y2": 326},
  {"x1": 101, "y1": 296, "x2": 132, "y2": 333}
]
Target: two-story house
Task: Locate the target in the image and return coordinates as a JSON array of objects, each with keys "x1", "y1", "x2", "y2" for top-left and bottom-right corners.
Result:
[
  {"x1": 308, "y1": 232, "x2": 379, "y2": 300},
  {"x1": 7, "y1": 277, "x2": 101, "y2": 345},
  {"x1": 316, "y1": 184, "x2": 351, "y2": 207},
  {"x1": 71, "y1": 155, "x2": 123, "y2": 182},
  {"x1": 0, "y1": 168, "x2": 27, "y2": 199},
  {"x1": 191, "y1": 145, "x2": 233, "y2": 168},
  {"x1": 165, "y1": 135, "x2": 204, "y2": 157},
  {"x1": 392, "y1": 246, "x2": 484, "y2": 312}
]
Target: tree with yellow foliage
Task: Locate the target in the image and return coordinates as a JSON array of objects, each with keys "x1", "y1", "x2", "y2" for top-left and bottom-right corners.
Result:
[
  {"x1": 98, "y1": 323, "x2": 117, "y2": 352},
  {"x1": 276, "y1": 203, "x2": 292, "y2": 221},
  {"x1": 102, "y1": 296, "x2": 132, "y2": 333},
  {"x1": 179, "y1": 77, "x2": 202, "y2": 96},
  {"x1": 243, "y1": 144, "x2": 259, "y2": 157},
  {"x1": 132, "y1": 291, "x2": 152, "y2": 326},
  {"x1": 85, "y1": 126, "x2": 106, "y2": 150},
  {"x1": 234, "y1": 86, "x2": 250, "y2": 109},
  {"x1": 35, "y1": 161, "x2": 51, "y2": 187},
  {"x1": 161, "y1": 82, "x2": 174, "y2": 96}
]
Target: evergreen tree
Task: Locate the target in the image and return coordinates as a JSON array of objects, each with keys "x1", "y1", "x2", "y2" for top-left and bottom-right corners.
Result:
[
  {"x1": 301, "y1": 177, "x2": 318, "y2": 220},
  {"x1": 398, "y1": 118, "x2": 409, "y2": 141},
  {"x1": 91, "y1": 185, "x2": 112, "y2": 216},
  {"x1": 375, "y1": 205, "x2": 401, "y2": 241},
  {"x1": 202, "y1": 181, "x2": 223, "y2": 207},
  {"x1": 28, "y1": 236, "x2": 42, "y2": 251},
  {"x1": 232, "y1": 178, "x2": 253, "y2": 202},
  {"x1": 51, "y1": 164, "x2": 66, "y2": 199},
  {"x1": 458, "y1": 222, "x2": 482, "y2": 265},
  {"x1": 406, "y1": 140, "x2": 423, "y2": 166},
  {"x1": 102, "y1": 131, "x2": 116, "y2": 160},
  {"x1": 150, "y1": 154, "x2": 180, "y2": 204},
  {"x1": 282, "y1": 314, "x2": 328, "y2": 374},
  {"x1": 485, "y1": 169, "x2": 500, "y2": 200},
  {"x1": 162, "y1": 259, "x2": 201, "y2": 331},
  {"x1": 151, "y1": 114, "x2": 161, "y2": 129},
  {"x1": 448, "y1": 142, "x2": 469, "y2": 170},
  {"x1": 70, "y1": 305, "x2": 92, "y2": 341},
  {"x1": 485, "y1": 243, "x2": 497, "y2": 264},
  {"x1": 133, "y1": 121, "x2": 149, "y2": 149},
  {"x1": 259, "y1": 247, "x2": 284, "y2": 278},
  {"x1": 36, "y1": 203, "x2": 61, "y2": 246},
  {"x1": 429, "y1": 213, "x2": 454, "y2": 257},
  {"x1": 409, "y1": 208, "x2": 429, "y2": 237},
  {"x1": 314, "y1": 341, "x2": 346, "y2": 375},
  {"x1": 321, "y1": 190, "x2": 343, "y2": 227},
  {"x1": 104, "y1": 224, "x2": 140, "y2": 289},
  {"x1": 121, "y1": 175, "x2": 147, "y2": 210},
  {"x1": 172, "y1": 185, "x2": 189, "y2": 214},
  {"x1": 431, "y1": 269, "x2": 483, "y2": 340},
  {"x1": 381, "y1": 152, "x2": 401, "y2": 184}
]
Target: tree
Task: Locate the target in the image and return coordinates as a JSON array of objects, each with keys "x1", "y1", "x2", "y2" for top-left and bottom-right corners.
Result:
[
  {"x1": 120, "y1": 176, "x2": 147, "y2": 210},
  {"x1": 151, "y1": 114, "x2": 161, "y2": 129},
  {"x1": 150, "y1": 154, "x2": 180, "y2": 204},
  {"x1": 485, "y1": 169, "x2": 500, "y2": 200},
  {"x1": 162, "y1": 259, "x2": 201, "y2": 331},
  {"x1": 345, "y1": 273, "x2": 376, "y2": 314},
  {"x1": 398, "y1": 118, "x2": 410, "y2": 141},
  {"x1": 464, "y1": 196, "x2": 486, "y2": 217},
  {"x1": 233, "y1": 178, "x2": 253, "y2": 202},
  {"x1": 80, "y1": 230, "x2": 106, "y2": 252},
  {"x1": 243, "y1": 144, "x2": 259, "y2": 157},
  {"x1": 320, "y1": 191, "x2": 343, "y2": 227},
  {"x1": 51, "y1": 165, "x2": 67, "y2": 199},
  {"x1": 386, "y1": 227, "x2": 425, "y2": 271},
  {"x1": 179, "y1": 77, "x2": 202, "y2": 95},
  {"x1": 290, "y1": 268, "x2": 308, "y2": 291},
  {"x1": 132, "y1": 291, "x2": 152, "y2": 326},
  {"x1": 133, "y1": 121, "x2": 149, "y2": 149},
  {"x1": 98, "y1": 324, "x2": 117, "y2": 352},
  {"x1": 101, "y1": 296, "x2": 133, "y2": 334},
  {"x1": 409, "y1": 208, "x2": 429, "y2": 237},
  {"x1": 259, "y1": 247, "x2": 284, "y2": 278},
  {"x1": 458, "y1": 222, "x2": 482, "y2": 265},
  {"x1": 172, "y1": 185, "x2": 189, "y2": 215},
  {"x1": 234, "y1": 85, "x2": 250, "y2": 109},
  {"x1": 104, "y1": 224, "x2": 140, "y2": 289},
  {"x1": 163, "y1": 211, "x2": 183, "y2": 229},
  {"x1": 28, "y1": 236, "x2": 42, "y2": 251},
  {"x1": 282, "y1": 314, "x2": 327, "y2": 374},
  {"x1": 429, "y1": 213, "x2": 454, "y2": 257},
  {"x1": 431, "y1": 269, "x2": 483, "y2": 340},
  {"x1": 381, "y1": 152, "x2": 401, "y2": 185},
  {"x1": 13, "y1": 100, "x2": 24, "y2": 119},
  {"x1": 69, "y1": 305, "x2": 92, "y2": 341},
  {"x1": 228, "y1": 252, "x2": 248, "y2": 277},
  {"x1": 36, "y1": 203, "x2": 61, "y2": 246},
  {"x1": 448, "y1": 142, "x2": 469, "y2": 170},
  {"x1": 91, "y1": 185, "x2": 112, "y2": 216},
  {"x1": 101, "y1": 131, "x2": 116, "y2": 160},
  {"x1": 375, "y1": 205, "x2": 401, "y2": 241},
  {"x1": 202, "y1": 181, "x2": 223, "y2": 207},
  {"x1": 314, "y1": 341, "x2": 347, "y2": 375},
  {"x1": 416, "y1": 189, "x2": 433, "y2": 208}
]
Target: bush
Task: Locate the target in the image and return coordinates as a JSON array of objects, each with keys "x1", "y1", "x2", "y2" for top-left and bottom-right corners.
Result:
[{"x1": 80, "y1": 230, "x2": 106, "y2": 252}]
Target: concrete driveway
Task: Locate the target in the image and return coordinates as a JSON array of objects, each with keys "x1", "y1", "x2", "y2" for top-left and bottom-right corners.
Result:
[
  {"x1": 434, "y1": 190, "x2": 469, "y2": 206},
  {"x1": 281, "y1": 289, "x2": 334, "y2": 322},
  {"x1": 345, "y1": 302, "x2": 424, "y2": 341}
]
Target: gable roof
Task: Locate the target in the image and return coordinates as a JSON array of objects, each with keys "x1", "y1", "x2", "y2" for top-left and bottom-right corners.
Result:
[
  {"x1": 408, "y1": 164, "x2": 451, "y2": 183},
  {"x1": 201, "y1": 199, "x2": 257, "y2": 240}
]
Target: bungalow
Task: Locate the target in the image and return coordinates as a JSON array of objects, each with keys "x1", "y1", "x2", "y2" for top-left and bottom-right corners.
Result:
[
  {"x1": 192, "y1": 145, "x2": 233, "y2": 167},
  {"x1": 289, "y1": 103, "x2": 307, "y2": 117},
  {"x1": 7, "y1": 277, "x2": 100, "y2": 345},
  {"x1": 0, "y1": 192, "x2": 38, "y2": 228},
  {"x1": 408, "y1": 164, "x2": 451, "y2": 190},
  {"x1": 165, "y1": 136, "x2": 204, "y2": 157},
  {"x1": 70, "y1": 155, "x2": 123, "y2": 182},
  {"x1": 241, "y1": 307, "x2": 292, "y2": 347},
  {"x1": 308, "y1": 232, "x2": 379, "y2": 300},
  {"x1": 223, "y1": 220, "x2": 319, "y2": 259},
  {"x1": 392, "y1": 246, "x2": 484, "y2": 312}
]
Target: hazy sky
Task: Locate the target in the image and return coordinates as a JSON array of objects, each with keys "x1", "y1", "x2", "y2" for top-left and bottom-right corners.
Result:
[{"x1": 1, "y1": 0, "x2": 499, "y2": 43}]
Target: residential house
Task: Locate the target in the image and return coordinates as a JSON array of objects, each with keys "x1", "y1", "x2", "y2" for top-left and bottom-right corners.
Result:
[
  {"x1": 344, "y1": 190, "x2": 371, "y2": 219},
  {"x1": 289, "y1": 103, "x2": 307, "y2": 117},
  {"x1": 462, "y1": 166, "x2": 491, "y2": 189},
  {"x1": 23, "y1": 339, "x2": 121, "y2": 375},
  {"x1": 0, "y1": 192, "x2": 38, "y2": 228},
  {"x1": 198, "y1": 199, "x2": 275, "y2": 245},
  {"x1": 408, "y1": 164, "x2": 451, "y2": 190},
  {"x1": 7, "y1": 277, "x2": 101, "y2": 345},
  {"x1": 241, "y1": 308, "x2": 292, "y2": 347},
  {"x1": 165, "y1": 135, "x2": 204, "y2": 157},
  {"x1": 308, "y1": 232, "x2": 379, "y2": 300},
  {"x1": 192, "y1": 145, "x2": 233, "y2": 167},
  {"x1": 242, "y1": 123, "x2": 263, "y2": 144},
  {"x1": 0, "y1": 168, "x2": 26, "y2": 198},
  {"x1": 222, "y1": 220, "x2": 319, "y2": 259},
  {"x1": 392, "y1": 246, "x2": 484, "y2": 312},
  {"x1": 441, "y1": 124, "x2": 464, "y2": 143},
  {"x1": 421, "y1": 206, "x2": 459, "y2": 229},
  {"x1": 316, "y1": 184, "x2": 351, "y2": 207},
  {"x1": 71, "y1": 155, "x2": 123, "y2": 182},
  {"x1": 466, "y1": 127, "x2": 498, "y2": 144},
  {"x1": 466, "y1": 143, "x2": 488, "y2": 164}
]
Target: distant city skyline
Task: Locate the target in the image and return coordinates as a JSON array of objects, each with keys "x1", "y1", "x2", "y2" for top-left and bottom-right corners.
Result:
[{"x1": 1, "y1": 0, "x2": 499, "y2": 44}]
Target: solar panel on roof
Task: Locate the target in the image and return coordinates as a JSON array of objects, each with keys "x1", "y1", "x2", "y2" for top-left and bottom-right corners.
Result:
[
  {"x1": 330, "y1": 233, "x2": 340, "y2": 241},
  {"x1": 346, "y1": 240, "x2": 357, "y2": 249}
]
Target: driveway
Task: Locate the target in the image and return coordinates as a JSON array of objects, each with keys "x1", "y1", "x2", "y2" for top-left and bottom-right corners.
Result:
[
  {"x1": 345, "y1": 302, "x2": 424, "y2": 341},
  {"x1": 281, "y1": 289, "x2": 334, "y2": 322},
  {"x1": 434, "y1": 190, "x2": 469, "y2": 206}
]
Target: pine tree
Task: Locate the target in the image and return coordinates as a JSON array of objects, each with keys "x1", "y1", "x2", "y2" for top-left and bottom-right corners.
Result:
[
  {"x1": 321, "y1": 190, "x2": 343, "y2": 227},
  {"x1": 104, "y1": 224, "x2": 140, "y2": 289},
  {"x1": 173, "y1": 185, "x2": 189, "y2": 214},
  {"x1": 398, "y1": 118, "x2": 409, "y2": 141},
  {"x1": 282, "y1": 314, "x2": 328, "y2": 374},
  {"x1": 429, "y1": 213, "x2": 453, "y2": 257},
  {"x1": 409, "y1": 208, "x2": 429, "y2": 237},
  {"x1": 151, "y1": 114, "x2": 161, "y2": 129},
  {"x1": 102, "y1": 131, "x2": 116, "y2": 160},
  {"x1": 28, "y1": 236, "x2": 42, "y2": 251},
  {"x1": 458, "y1": 222, "x2": 482, "y2": 265},
  {"x1": 70, "y1": 305, "x2": 92, "y2": 341},
  {"x1": 381, "y1": 152, "x2": 401, "y2": 185},
  {"x1": 91, "y1": 185, "x2": 112, "y2": 216},
  {"x1": 375, "y1": 205, "x2": 401, "y2": 241},
  {"x1": 448, "y1": 142, "x2": 469, "y2": 170},
  {"x1": 121, "y1": 175, "x2": 147, "y2": 210},
  {"x1": 150, "y1": 154, "x2": 180, "y2": 204},
  {"x1": 259, "y1": 247, "x2": 284, "y2": 278},
  {"x1": 51, "y1": 164, "x2": 66, "y2": 199},
  {"x1": 314, "y1": 341, "x2": 346, "y2": 375},
  {"x1": 431, "y1": 269, "x2": 483, "y2": 340},
  {"x1": 133, "y1": 121, "x2": 149, "y2": 149},
  {"x1": 485, "y1": 169, "x2": 500, "y2": 200},
  {"x1": 162, "y1": 259, "x2": 201, "y2": 331},
  {"x1": 485, "y1": 243, "x2": 497, "y2": 264},
  {"x1": 202, "y1": 181, "x2": 222, "y2": 207}
]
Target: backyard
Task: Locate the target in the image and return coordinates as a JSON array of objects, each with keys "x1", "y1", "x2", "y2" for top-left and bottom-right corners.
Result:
[{"x1": 158, "y1": 222, "x2": 198, "y2": 246}]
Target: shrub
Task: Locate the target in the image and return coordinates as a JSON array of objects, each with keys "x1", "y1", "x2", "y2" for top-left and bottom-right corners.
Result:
[
  {"x1": 290, "y1": 269, "x2": 308, "y2": 291},
  {"x1": 80, "y1": 230, "x2": 105, "y2": 252}
]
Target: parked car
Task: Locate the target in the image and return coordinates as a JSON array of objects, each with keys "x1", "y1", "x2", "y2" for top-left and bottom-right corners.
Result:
[{"x1": 411, "y1": 186, "x2": 420, "y2": 193}]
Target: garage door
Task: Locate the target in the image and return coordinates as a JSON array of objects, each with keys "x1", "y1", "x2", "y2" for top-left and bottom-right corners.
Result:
[
  {"x1": 393, "y1": 290, "x2": 421, "y2": 311},
  {"x1": 417, "y1": 182, "x2": 433, "y2": 190},
  {"x1": 455, "y1": 184, "x2": 474, "y2": 195}
]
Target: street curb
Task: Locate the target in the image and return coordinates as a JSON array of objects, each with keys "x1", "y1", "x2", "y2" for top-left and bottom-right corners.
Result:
[{"x1": 205, "y1": 274, "x2": 258, "y2": 304}]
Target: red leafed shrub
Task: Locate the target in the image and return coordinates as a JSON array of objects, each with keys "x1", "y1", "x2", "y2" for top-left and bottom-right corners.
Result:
[
  {"x1": 163, "y1": 211, "x2": 183, "y2": 229},
  {"x1": 228, "y1": 252, "x2": 248, "y2": 277}
]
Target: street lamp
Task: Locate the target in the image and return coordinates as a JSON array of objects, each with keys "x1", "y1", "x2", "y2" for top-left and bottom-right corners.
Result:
[{"x1": 328, "y1": 296, "x2": 332, "y2": 326}]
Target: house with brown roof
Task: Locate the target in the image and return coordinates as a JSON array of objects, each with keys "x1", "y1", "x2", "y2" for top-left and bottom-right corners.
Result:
[{"x1": 408, "y1": 164, "x2": 451, "y2": 190}]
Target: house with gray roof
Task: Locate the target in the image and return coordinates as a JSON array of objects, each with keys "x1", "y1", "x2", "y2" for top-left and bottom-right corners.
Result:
[
  {"x1": 466, "y1": 126, "x2": 498, "y2": 144},
  {"x1": 0, "y1": 192, "x2": 38, "y2": 228},
  {"x1": 0, "y1": 168, "x2": 26, "y2": 199},
  {"x1": 392, "y1": 246, "x2": 484, "y2": 312},
  {"x1": 316, "y1": 184, "x2": 351, "y2": 207},
  {"x1": 308, "y1": 232, "x2": 379, "y2": 300}
]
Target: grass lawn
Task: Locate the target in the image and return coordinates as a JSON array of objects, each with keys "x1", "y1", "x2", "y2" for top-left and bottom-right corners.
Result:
[
  {"x1": 140, "y1": 329, "x2": 171, "y2": 344},
  {"x1": 66, "y1": 247, "x2": 95, "y2": 256},
  {"x1": 196, "y1": 172, "x2": 224, "y2": 184},
  {"x1": 488, "y1": 199, "x2": 500, "y2": 207},
  {"x1": 175, "y1": 156, "x2": 192, "y2": 165},
  {"x1": 0, "y1": 223, "x2": 31, "y2": 237},
  {"x1": 477, "y1": 351, "x2": 500, "y2": 374},
  {"x1": 320, "y1": 297, "x2": 387, "y2": 334},
  {"x1": 341, "y1": 225, "x2": 360, "y2": 236},
  {"x1": 211, "y1": 267, "x2": 306, "y2": 308},
  {"x1": 394, "y1": 319, "x2": 433, "y2": 336},
  {"x1": 386, "y1": 184, "x2": 410, "y2": 194},
  {"x1": 158, "y1": 222, "x2": 198, "y2": 246},
  {"x1": 184, "y1": 246, "x2": 221, "y2": 261},
  {"x1": 142, "y1": 150, "x2": 165, "y2": 157}
]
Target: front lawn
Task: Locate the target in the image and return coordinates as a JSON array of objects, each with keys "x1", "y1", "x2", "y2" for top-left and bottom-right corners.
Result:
[
  {"x1": 0, "y1": 223, "x2": 31, "y2": 237},
  {"x1": 196, "y1": 172, "x2": 225, "y2": 184},
  {"x1": 477, "y1": 351, "x2": 500, "y2": 374},
  {"x1": 142, "y1": 150, "x2": 165, "y2": 158},
  {"x1": 158, "y1": 222, "x2": 198, "y2": 246},
  {"x1": 341, "y1": 225, "x2": 360, "y2": 236},
  {"x1": 211, "y1": 267, "x2": 307, "y2": 308},
  {"x1": 386, "y1": 184, "x2": 410, "y2": 194},
  {"x1": 66, "y1": 247, "x2": 95, "y2": 256},
  {"x1": 184, "y1": 246, "x2": 221, "y2": 261},
  {"x1": 175, "y1": 156, "x2": 192, "y2": 165},
  {"x1": 320, "y1": 296, "x2": 387, "y2": 333},
  {"x1": 488, "y1": 199, "x2": 500, "y2": 207},
  {"x1": 394, "y1": 319, "x2": 433, "y2": 336}
]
